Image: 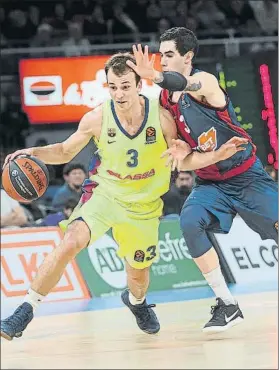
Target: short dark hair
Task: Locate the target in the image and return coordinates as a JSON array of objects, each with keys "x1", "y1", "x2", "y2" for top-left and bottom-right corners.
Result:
[
  {"x1": 63, "y1": 162, "x2": 86, "y2": 176},
  {"x1": 105, "y1": 52, "x2": 141, "y2": 85},
  {"x1": 160, "y1": 27, "x2": 199, "y2": 57}
]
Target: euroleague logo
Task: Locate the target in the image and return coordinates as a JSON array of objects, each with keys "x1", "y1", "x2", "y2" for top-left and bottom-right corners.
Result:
[{"x1": 23, "y1": 76, "x2": 63, "y2": 106}]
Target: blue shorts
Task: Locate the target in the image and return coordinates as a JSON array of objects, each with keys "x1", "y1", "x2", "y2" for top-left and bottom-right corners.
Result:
[{"x1": 183, "y1": 158, "x2": 278, "y2": 241}]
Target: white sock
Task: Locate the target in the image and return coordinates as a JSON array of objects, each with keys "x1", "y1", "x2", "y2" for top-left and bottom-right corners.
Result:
[
  {"x1": 129, "y1": 291, "x2": 145, "y2": 305},
  {"x1": 203, "y1": 266, "x2": 236, "y2": 305},
  {"x1": 24, "y1": 288, "x2": 45, "y2": 310}
]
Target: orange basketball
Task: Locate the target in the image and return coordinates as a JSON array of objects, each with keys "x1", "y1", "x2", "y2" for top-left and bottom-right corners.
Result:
[{"x1": 2, "y1": 155, "x2": 49, "y2": 203}]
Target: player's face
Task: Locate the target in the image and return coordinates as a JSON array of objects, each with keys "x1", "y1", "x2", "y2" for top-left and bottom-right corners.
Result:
[
  {"x1": 66, "y1": 169, "x2": 86, "y2": 188},
  {"x1": 159, "y1": 40, "x2": 192, "y2": 74},
  {"x1": 176, "y1": 173, "x2": 193, "y2": 190},
  {"x1": 107, "y1": 69, "x2": 141, "y2": 111}
]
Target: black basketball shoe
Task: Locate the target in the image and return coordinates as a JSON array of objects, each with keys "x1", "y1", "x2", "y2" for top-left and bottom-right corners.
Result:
[
  {"x1": 121, "y1": 289, "x2": 160, "y2": 334},
  {"x1": 1, "y1": 302, "x2": 34, "y2": 340},
  {"x1": 203, "y1": 298, "x2": 244, "y2": 333}
]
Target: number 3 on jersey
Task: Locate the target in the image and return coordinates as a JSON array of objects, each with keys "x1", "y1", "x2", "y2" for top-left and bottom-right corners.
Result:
[{"x1": 127, "y1": 149, "x2": 138, "y2": 167}]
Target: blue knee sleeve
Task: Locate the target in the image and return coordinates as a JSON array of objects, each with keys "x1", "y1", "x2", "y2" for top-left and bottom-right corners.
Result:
[{"x1": 180, "y1": 205, "x2": 213, "y2": 258}]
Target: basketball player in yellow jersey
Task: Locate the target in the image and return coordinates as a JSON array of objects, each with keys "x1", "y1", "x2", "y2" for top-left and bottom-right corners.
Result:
[{"x1": 1, "y1": 53, "x2": 244, "y2": 340}]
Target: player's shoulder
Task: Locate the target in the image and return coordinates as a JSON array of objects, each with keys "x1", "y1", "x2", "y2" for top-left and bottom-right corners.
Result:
[
  {"x1": 81, "y1": 104, "x2": 103, "y2": 123},
  {"x1": 78, "y1": 104, "x2": 104, "y2": 138},
  {"x1": 193, "y1": 70, "x2": 219, "y2": 84}
]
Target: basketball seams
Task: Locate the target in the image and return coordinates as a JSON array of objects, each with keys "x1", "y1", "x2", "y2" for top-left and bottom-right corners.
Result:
[
  {"x1": 6, "y1": 165, "x2": 28, "y2": 202},
  {"x1": 12, "y1": 160, "x2": 39, "y2": 198},
  {"x1": 28, "y1": 156, "x2": 49, "y2": 186}
]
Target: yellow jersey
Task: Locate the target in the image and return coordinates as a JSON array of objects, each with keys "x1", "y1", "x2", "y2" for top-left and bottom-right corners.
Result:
[{"x1": 90, "y1": 95, "x2": 171, "y2": 204}]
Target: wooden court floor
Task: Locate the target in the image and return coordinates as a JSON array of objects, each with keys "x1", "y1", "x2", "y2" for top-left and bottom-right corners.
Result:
[{"x1": 1, "y1": 291, "x2": 278, "y2": 369}]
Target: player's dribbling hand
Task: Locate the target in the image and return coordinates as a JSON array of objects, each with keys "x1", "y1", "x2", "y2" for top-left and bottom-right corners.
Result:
[
  {"x1": 217, "y1": 137, "x2": 249, "y2": 161},
  {"x1": 126, "y1": 44, "x2": 157, "y2": 80},
  {"x1": 161, "y1": 139, "x2": 192, "y2": 171},
  {"x1": 2, "y1": 148, "x2": 33, "y2": 169}
]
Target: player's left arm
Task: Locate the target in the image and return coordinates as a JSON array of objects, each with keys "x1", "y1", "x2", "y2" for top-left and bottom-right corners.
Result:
[{"x1": 162, "y1": 136, "x2": 249, "y2": 171}]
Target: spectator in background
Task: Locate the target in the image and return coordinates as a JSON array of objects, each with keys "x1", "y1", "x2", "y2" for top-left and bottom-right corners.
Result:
[
  {"x1": 36, "y1": 198, "x2": 78, "y2": 227},
  {"x1": 157, "y1": 18, "x2": 172, "y2": 37},
  {"x1": 62, "y1": 22, "x2": 90, "y2": 56},
  {"x1": 30, "y1": 23, "x2": 54, "y2": 48},
  {"x1": 50, "y1": 3, "x2": 68, "y2": 31},
  {"x1": 249, "y1": 0, "x2": 278, "y2": 36},
  {"x1": 108, "y1": 2, "x2": 139, "y2": 41},
  {"x1": 175, "y1": 1, "x2": 188, "y2": 28},
  {"x1": 52, "y1": 162, "x2": 86, "y2": 211},
  {"x1": 216, "y1": 0, "x2": 256, "y2": 32},
  {"x1": 162, "y1": 171, "x2": 194, "y2": 218},
  {"x1": 146, "y1": 0, "x2": 162, "y2": 32},
  {"x1": 83, "y1": 5, "x2": 108, "y2": 41},
  {"x1": 1, "y1": 189, "x2": 28, "y2": 228},
  {"x1": 28, "y1": 6, "x2": 41, "y2": 31},
  {"x1": 2, "y1": 9, "x2": 36, "y2": 46},
  {"x1": 189, "y1": 0, "x2": 227, "y2": 35},
  {"x1": 159, "y1": 0, "x2": 178, "y2": 26}
]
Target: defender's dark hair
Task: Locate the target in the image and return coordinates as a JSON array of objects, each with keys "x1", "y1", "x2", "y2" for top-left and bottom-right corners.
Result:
[
  {"x1": 160, "y1": 27, "x2": 199, "y2": 57},
  {"x1": 105, "y1": 52, "x2": 141, "y2": 85}
]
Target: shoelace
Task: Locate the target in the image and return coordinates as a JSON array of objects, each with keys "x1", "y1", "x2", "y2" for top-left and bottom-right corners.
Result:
[
  {"x1": 4, "y1": 306, "x2": 32, "y2": 332},
  {"x1": 134, "y1": 303, "x2": 156, "y2": 321},
  {"x1": 210, "y1": 303, "x2": 226, "y2": 320}
]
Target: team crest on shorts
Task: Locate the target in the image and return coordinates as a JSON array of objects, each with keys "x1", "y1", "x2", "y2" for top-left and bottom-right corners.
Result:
[
  {"x1": 108, "y1": 128, "x2": 116, "y2": 137},
  {"x1": 134, "y1": 250, "x2": 145, "y2": 262},
  {"x1": 145, "y1": 126, "x2": 156, "y2": 144},
  {"x1": 274, "y1": 221, "x2": 278, "y2": 231}
]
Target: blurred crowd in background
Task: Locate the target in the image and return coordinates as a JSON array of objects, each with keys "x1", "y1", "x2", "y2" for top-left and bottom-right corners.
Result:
[
  {"x1": 0, "y1": 0, "x2": 278, "y2": 229},
  {"x1": 1, "y1": 0, "x2": 278, "y2": 49}
]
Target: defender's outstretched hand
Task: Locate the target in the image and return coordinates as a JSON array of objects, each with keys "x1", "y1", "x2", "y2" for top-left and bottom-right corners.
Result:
[
  {"x1": 161, "y1": 136, "x2": 249, "y2": 171},
  {"x1": 126, "y1": 44, "x2": 156, "y2": 80},
  {"x1": 217, "y1": 137, "x2": 249, "y2": 161},
  {"x1": 161, "y1": 139, "x2": 192, "y2": 171}
]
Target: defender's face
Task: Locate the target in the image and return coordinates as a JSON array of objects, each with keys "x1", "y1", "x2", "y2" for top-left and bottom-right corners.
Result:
[
  {"x1": 107, "y1": 69, "x2": 141, "y2": 111},
  {"x1": 159, "y1": 40, "x2": 186, "y2": 74}
]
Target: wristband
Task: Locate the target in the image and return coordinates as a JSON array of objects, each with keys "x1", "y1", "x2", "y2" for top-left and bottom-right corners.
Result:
[{"x1": 155, "y1": 72, "x2": 187, "y2": 92}]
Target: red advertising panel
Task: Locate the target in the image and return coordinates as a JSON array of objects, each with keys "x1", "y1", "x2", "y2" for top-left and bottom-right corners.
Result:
[{"x1": 19, "y1": 55, "x2": 161, "y2": 124}]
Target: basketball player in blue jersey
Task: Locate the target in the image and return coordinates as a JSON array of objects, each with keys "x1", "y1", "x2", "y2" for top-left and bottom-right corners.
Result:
[{"x1": 128, "y1": 28, "x2": 278, "y2": 333}]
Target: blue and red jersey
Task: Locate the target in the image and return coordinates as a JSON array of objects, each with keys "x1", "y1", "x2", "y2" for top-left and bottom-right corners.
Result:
[{"x1": 160, "y1": 68, "x2": 257, "y2": 180}]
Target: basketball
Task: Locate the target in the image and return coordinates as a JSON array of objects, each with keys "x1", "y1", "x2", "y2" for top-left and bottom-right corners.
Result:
[{"x1": 2, "y1": 155, "x2": 49, "y2": 203}]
